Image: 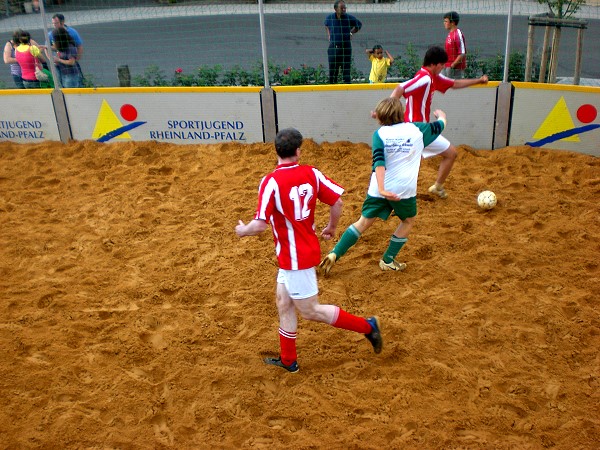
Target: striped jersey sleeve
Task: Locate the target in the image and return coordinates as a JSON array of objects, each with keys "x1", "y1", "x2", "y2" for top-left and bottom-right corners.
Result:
[
  {"x1": 371, "y1": 130, "x2": 386, "y2": 169},
  {"x1": 414, "y1": 119, "x2": 446, "y2": 148}
]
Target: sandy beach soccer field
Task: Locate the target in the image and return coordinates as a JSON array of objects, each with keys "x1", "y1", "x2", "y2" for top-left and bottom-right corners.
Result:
[{"x1": 0, "y1": 139, "x2": 598, "y2": 448}]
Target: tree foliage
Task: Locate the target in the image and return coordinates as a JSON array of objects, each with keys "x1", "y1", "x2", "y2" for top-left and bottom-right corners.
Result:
[{"x1": 537, "y1": 0, "x2": 587, "y2": 18}]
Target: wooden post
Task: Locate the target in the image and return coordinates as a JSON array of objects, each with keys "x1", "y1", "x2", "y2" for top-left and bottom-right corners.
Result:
[
  {"x1": 51, "y1": 89, "x2": 73, "y2": 143},
  {"x1": 548, "y1": 26, "x2": 561, "y2": 84},
  {"x1": 117, "y1": 65, "x2": 131, "y2": 87},
  {"x1": 260, "y1": 88, "x2": 277, "y2": 143},
  {"x1": 538, "y1": 25, "x2": 551, "y2": 83},
  {"x1": 525, "y1": 23, "x2": 535, "y2": 82},
  {"x1": 527, "y1": 15, "x2": 587, "y2": 85},
  {"x1": 493, "y1": 82, "x2": 513, "y2": 149},
  {"x1": 574, "y1": 27, "x2": 584, "y2": 86}
]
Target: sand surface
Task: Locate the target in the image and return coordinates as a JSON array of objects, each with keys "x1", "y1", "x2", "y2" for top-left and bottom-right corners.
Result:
[{"x1": 0, "y1": 139, "x2": 598, "y2": 448}]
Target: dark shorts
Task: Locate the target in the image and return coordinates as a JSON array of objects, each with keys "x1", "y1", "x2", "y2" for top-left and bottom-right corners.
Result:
[{"x1": 361, "y1": 195, "x2": 417, "y2": 221}]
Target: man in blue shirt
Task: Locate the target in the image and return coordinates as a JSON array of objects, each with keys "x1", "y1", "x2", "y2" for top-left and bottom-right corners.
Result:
[
  {"x1": 324, "y1": 1, "x2": 361, "y2": 84},
  {"x1": 48, "y1": 14, "x2": 83, "y2": 57},
  {"x1": 48, "y1": 14, "x2": 84, "y2": 86}
]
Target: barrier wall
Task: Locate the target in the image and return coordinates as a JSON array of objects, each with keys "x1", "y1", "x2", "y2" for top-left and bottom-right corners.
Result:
[
  {"x1": 510, "y1": 83, "x2": 600, "y2": 156},
  {"x1": 421, "y1": 84, "x2": 499, "y2": 150},
  {"x1": 62, "y1": 87, "x2": 264, "y2": 144},
  {"x1": 273, "y1": 83, "x2": 499, "y2": 148},
  {"x1": 0, "y1": 89, "x2": 61, "y2": 142},
  {"x1": 0, "y1": 83, "x2": 599, "y2": 156},
  {"x1": 274, "y1": 84, "x2": 392, "y2": 143}
]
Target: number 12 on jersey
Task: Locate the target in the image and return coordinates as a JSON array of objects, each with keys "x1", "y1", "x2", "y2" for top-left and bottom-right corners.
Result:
[{"x1": 289, "y1": 183, "x2": 314, "y2": 221}]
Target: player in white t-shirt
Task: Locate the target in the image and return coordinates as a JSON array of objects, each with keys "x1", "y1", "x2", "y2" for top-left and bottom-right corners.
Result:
[
  {"x1": 236, "y1": 128, "x2": 383, "y2": 373},
  {"x1": 320, "y1": 98, "x2": 446, "y2": 275}
]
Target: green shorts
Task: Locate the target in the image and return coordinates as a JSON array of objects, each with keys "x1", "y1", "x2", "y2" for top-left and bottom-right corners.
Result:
[{"x1": 361, "y1": 195, "x2": 417, "y2": 221}]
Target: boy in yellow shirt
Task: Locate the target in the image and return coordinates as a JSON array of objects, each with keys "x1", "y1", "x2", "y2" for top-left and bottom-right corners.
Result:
[{"x1": 366, "y1": 44, "x2": 394, "y2": 83}]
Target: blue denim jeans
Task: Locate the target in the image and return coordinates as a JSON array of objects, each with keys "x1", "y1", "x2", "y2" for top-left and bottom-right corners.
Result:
[
  {"x1": 61, "y1": 73, "x2": 82, "y2": 88},
  {"x1": 12, "y1": 74, "x2": 25, "y2": 89}
]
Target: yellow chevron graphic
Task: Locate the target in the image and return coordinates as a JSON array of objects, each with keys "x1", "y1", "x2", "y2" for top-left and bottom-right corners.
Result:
[
  {"x1": 533, "y1": 96, "x2": 579, "y2": 142},
  {"x1": 92, "y1": 100, "x2": 132, "y2": 140}
]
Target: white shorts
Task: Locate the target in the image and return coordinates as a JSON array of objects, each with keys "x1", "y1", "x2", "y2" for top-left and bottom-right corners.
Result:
[
  {"x1": 277, "y1": 268, "x2": 318, "y2": 300},
  {"x1": 422, "y1": 134, "x2": 451, "y2": 158}
]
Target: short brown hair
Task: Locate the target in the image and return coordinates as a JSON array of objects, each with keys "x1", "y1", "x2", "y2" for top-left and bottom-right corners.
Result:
[
  {"x1": 275, "y1": 128, "x2": 303, "y2": 158},
  {"x1": 375, "y1": 98, "x2": 404, "y2": 126}
]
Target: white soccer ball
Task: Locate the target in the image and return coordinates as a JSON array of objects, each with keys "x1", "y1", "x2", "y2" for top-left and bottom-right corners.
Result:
[{"x1": 477, "y1": 190, "x2": 497, "y2": 210}]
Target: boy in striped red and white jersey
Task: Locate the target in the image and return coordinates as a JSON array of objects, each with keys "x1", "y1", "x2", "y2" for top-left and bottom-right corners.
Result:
[
  {"x1": 236, "y1": 128, "x2": 382, "y2": 373},
  {"x1": 389, "y1": 46, "x2": 488, "y2": 199}
]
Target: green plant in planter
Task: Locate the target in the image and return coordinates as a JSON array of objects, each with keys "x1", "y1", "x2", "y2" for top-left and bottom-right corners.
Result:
[
  {"x1": 388, "y1": 43, "x2": 421, "y2": 80},
  {"x1": 196, "y1": 65, "x2": 223, "y2": 86},
  {"x1": 81, "y1": 73, "x2": 97, "y2": 88},
  {"x1": 132, "y1": 45, "x2": 537, "y2": 88},
  {"x1": 471, "y1": 50, "x2": 537, "y2": 82},
  {"x1": 349, "y1": 62, "x2": 365, "y2": 83},
  {"x1": 133, "y1": 65, "x2": 169, "y2": 86}
]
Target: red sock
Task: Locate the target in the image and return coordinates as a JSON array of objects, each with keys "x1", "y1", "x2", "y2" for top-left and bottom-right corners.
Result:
[
  {"x1": 332, "y1": 308, "x2": 371, "y2": 334},
  {"x1": 279, "y1": 328, "x2": 297, "y2": 365}
]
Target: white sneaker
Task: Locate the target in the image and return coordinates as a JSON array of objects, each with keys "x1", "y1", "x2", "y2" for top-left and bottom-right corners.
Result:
[
  {"x1": 428, "y1": 184, "x2": 448, "y2": 199},
  {"x1": 379, "y1": 259, "x2": 407, "y2": 271}
]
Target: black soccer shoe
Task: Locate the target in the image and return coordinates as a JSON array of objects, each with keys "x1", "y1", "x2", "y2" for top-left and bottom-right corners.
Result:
[
  {"x1": 264, "y1": 356, "x2": 299, "y2": 373},
  {"x1": 365, "y1": 316, "x2": 383, "y2": 354}
]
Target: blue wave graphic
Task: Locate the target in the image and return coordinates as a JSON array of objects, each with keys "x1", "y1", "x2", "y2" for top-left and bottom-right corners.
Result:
[
  {"x1": 97, "y1": 121, "x2": 146, "y2": 143},
  {"x1": 526, "y1": 124, "x2": 600, "y2": 147}
]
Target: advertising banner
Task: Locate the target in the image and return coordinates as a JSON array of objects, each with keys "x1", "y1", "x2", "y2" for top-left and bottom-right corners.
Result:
[
  {"x1": 511, "y1": 83, "x2": 600, "y2": 156},
  {"x1": 63, "y1": 87, "x2": 264, "y2": 144},
  {"x1": 0, "y1": 89, "x2": 61, "y2": 142}
]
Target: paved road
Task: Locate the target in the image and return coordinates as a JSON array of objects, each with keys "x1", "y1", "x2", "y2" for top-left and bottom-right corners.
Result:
[{"x1": 1, "y1": 12, "x2": 599, "y2": 88}]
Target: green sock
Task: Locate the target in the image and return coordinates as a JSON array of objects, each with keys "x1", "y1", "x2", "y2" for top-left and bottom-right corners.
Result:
[
  {"x1": 382, "y1": 236, "x2": 407, "y2": 263},
  {"x1": 332, "y1": 225, "x2": 361, "y2": 260}
]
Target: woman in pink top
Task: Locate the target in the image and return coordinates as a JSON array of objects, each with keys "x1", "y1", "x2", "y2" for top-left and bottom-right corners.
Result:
[{"x1": 14, "y1": 30, "x2": 47, "y2": 89}]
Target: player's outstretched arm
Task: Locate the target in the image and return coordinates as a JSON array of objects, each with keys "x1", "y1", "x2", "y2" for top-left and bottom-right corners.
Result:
[
  {"x1": 453, "y1": 74, "x2": 488, "y2": 89},
  {"x1": 390, "y1": 84, "x2": 404, "y2": 99},
  {"x1": 432, "y1": 109, "x2": 447, "y2": 125},
  {"x1": 321, "y1": 198, "x2": 342, "y2": 240},
  {"x1": 236, "y1": 219, "x2": 268, "y2": 237}
]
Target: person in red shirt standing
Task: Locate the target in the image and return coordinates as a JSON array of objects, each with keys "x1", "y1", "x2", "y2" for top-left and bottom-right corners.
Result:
[
  {"x1": 235, "y1": 128, "x2": 382, "y2": 373},
  {"x1": 389, "y1": 46, "x2": 487, "y2": 199},
  {"x1": 443, "y1": 11, "x2": 467, "y2": 79}
]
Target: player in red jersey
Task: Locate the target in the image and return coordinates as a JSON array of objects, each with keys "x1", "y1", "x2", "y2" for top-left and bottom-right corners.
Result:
[
  {"x1": 235, "y1": 128, "x2": 382, "y2": 373},
  {"x1": 389, "y1": 46, "x2": 488, "y2": 199},
  {"x1": 443, "y1": 11, "x2": 467, "y2": 79}
]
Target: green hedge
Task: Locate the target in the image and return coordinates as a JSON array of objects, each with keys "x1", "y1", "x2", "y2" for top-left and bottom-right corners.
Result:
[
  {"x1": 132, "y1": 47, "x2": 538, "y2": 87},
  {"x1": 0, "y1": 46, "x2": 535, "y2": 89}
]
